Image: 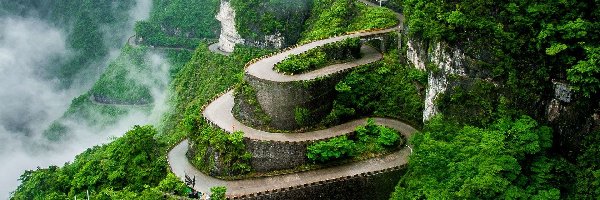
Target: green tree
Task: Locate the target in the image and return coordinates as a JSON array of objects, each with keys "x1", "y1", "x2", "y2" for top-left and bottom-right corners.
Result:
[
  {"x1": 391, "y1": 116, "x2": 558, "y2": 199},
  {"x1": 210, "y1": 186, "x2": 227, "y2": 200}
]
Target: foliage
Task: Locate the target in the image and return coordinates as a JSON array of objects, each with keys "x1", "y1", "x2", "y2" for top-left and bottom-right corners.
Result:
[
  {"x1": 377, "y1": 0, "x2": 404, "y2": 13},
  {"x1": 230, "y1": 0, "x2": 311, "y2": 45},
  {"x1": 12, "y1": 125, "x2": 169, "y2": 199},
  {"x1": 43, "y1": 92, "x2": 131, "y2": 140},
  {"x1": 437, "y1": 78, "x2": 499, "y2": 127},
  {"x1": 90, "y1": 46, "x2": 153, "y2": 104},
  {"x1": 307, "y1": 118, "x2": 402, "y2": 163},
  {"x1": 301, "y1": 0, "x2": 397, "y2": 42},
  {"x1": 403, "y1": 0, "x2": 600, "y2": 104},
  {"x1": 376, "y1": 124, "x2": 401, "y2": 147},
  {"x1": 567, "y1": 46, "x2": 600, "y2": 97},
  {"x1": 188, "y1": 119, "x2": 253, "y2": 175},
  {"x1": 355, "y1": 118, "x2": 402, "y2": 152},
  {"x1": 307, "y1": 135, "x2": 357, "y2": 163},
  {"x1": 559, "y1": 130, "x2": 600, "y2": 198},
  {"x1": 44, "y1": 48, "x2": 191, "y2": 141},
  {"x1": 329, "y1": 49, "x2": 425, "y2": 126},
  {"x1": 156, "y1": 173, "x2": 189, "y2": 196},
  {"x1": 135, "y1": 0, "x2": 220, "y2": 48},
  {"x1": 233, "y1": 81, "x2": 271, "y2": 125},
  {"x1": 172, "y1": 43, "x2": 270, "y2": 177},
  {"x1": 210, "y1": 186, "x2": 227, "y2": 200},
  {"x1": 391, "y1": 115, "x2": 558, "y2": 199},
  {"x1": 294, "y1": 107, "x2": 312, "y2": 127},
  {"x1": 275, "y1": 38, "x2": 361, "y2": 74}
]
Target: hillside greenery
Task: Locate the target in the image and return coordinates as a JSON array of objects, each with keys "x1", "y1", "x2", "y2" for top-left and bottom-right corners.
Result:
[
  {"x1": 230, "y1": 0, "x2": 311, "y2": 46},
  {"x1": 327, "y1": 48, "x2": 426, "y2": 126},
  {"x1": 171, "y1": 43, "x2": 271, "y2": 177},
  {"x1": 90, "y1": 46, "x2": 153, "y2": 105},
  {"x1": 43, "y1": 47, "x2": 191, "y2": 140},
  {"x1": 300, "y1": 0, "x2": 397, "y2": 42},
  {"x1": 390, "y1": 0, "x2": 600, "y2": 199},
  {"x1": 392, "y1": 115, "x2": 558, "y2": 199},
  {"x1": 275, "y1": 38, "x2": 361, "y2": 74},
  {"x1": 13, "y1": 125, "x2": 188, "y2": 200},
  {"x1": 134, "y1": 0, "x2": 220, "y2": 49},
  {"x1": 307, "y1": 118, "x2": 403, "y2": 162}
]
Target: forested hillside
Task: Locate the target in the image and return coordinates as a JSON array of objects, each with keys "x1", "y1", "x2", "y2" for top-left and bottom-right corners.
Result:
[
  {"x1": 391, "y1": 0, "x2": 600, "y2": 199},
  {"x1": 8, "y1": 0, "x2": 600, "y2": 199}
]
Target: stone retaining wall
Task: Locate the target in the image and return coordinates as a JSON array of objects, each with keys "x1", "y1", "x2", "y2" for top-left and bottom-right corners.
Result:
[
  {"x1": 229, "y1": 165, "x2": 407, "y2": 200},
  {"x1": 235, "y1": 72, "x2": 350, "y2": 131},
  {"x1": 245, "y1": 139, "x2": 309, "y2": 172}
]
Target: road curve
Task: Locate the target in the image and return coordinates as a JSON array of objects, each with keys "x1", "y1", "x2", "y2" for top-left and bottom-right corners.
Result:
[
  {"x1": 203, "y1": 90, "x2": 416, "y2": 142},
  {"x1": 246, "y1": 28, "x2": 399, "y2": 82},
  {"x1": 167, "y1": 1, "x2": 411, "y2": 197},
  {"x1": 169, "y1": 122, "x2": 415, "y2": 196}
]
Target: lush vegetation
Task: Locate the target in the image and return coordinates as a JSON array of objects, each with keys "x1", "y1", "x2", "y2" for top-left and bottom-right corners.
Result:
[
  {"x1": 326, "y1": 48, "x2": 426, "y2": 126},
  {"x1": 209, "y1": 186, "x2": 227, "y2": 200},
  {"x1": 90, "y1": 46, "x2": 153, "y2": 104},
  {"x1": 275, "y1": 38, "x2": 361, "y2": 74},
  {"x1": 307, "y1": 119, "x2": 403, "y2": 162},
  {"x1": 392, "y1": 1, "x2": 600, "y2": 198},
  {"x1": 169, "y1": 43, "x2": 270, "y2": 177},
  {"x1": 43, "y1": 48, "x2": 191, "y2": 140},
  {"x1": 134, "y1": 0, "x2": 220, "y2": 49},
  {"x1": 188, "y1": 123, "x2": 253, "y2": 176},
  {"x1": 230, "y1": 0, "x2": 311, "y2": 46},
  {"x1": 403, "y1": 0, "x2": 600, "y2": 108},
  {"x1": 392, "y1": 116, "x2": 560, "y2": 199},
  {"x1": 12, "y1": 125, "x2": 190, "y2": 199},
  {"x1": 233, "y1": 82, "x2": 272, "y2": 127},
  {"x1": 300, "y1": 0, "x2": 397, "y2": 42}
]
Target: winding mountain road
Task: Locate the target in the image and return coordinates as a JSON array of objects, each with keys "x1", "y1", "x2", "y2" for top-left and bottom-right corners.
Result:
[
  {"x1": 168, "y1": 1, "x2": 411, "y2": 197},
  {"x1": 246, "y1": 30, "x2": 399, "y2": 82}
]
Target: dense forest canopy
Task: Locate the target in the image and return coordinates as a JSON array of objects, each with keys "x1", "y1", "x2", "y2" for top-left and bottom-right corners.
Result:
[{"x1": 393, "y1": 0, "x2": 600, "y2": 199}]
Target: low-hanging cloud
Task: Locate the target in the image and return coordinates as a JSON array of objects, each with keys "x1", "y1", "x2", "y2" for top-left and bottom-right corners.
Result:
[{"x1": 0, "y1": 0, "x2": 158, "y2": 198}]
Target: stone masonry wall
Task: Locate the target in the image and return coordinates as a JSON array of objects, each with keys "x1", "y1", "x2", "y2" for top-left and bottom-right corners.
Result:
[
  {"x1": 245, "y1": 139, "x2": 309, "y2": 172},
  {"x1": 235, "y1": 71, "x2": 350, "y2": 131},
  {"x1": 229, "y1": 165, "x2": 406, "y2": 200}
]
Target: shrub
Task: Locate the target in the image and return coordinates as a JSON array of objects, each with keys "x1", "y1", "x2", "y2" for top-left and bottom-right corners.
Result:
[
  {"x1": 294, "y1": 107, "x2": 312, "y2": 126},
  {"x1": 275, "y1": 38, "x2": 361, "y2": 74},
  {"x1": 307, "y1": 136, "x2": 357, "y2": 162},
  {"x1": 376, "y1": 126, "x2": 400, "y2": 147},
  {"x1": 210, "y1": 186, "x2": 227, "y2": 200}
]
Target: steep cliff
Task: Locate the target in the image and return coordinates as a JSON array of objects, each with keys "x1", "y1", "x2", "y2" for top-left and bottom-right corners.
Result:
[
  {"x1": 215, "y1": 0, "x2": 311, "y2": 52},
  {"x1": 216, "y1": 0, "x2": 244, "y2": 52}
]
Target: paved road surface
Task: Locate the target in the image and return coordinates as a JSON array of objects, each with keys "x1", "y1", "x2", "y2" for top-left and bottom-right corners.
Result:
[{"x1": 169, "y1": 119, "x2": 415, "y2": 196}]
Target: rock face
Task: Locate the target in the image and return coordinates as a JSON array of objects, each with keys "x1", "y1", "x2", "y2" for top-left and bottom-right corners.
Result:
[
  {"x1": 216, "y1": 0, "x2": 244, "y2": 53},
  {"x1": 545, "y1": 81, "x2": 600, "y2": 156},
  {"x1": 406, "y1": 37, "x2": 467, "y2": 122},
  {"x1": 407, "y1": 34, "x2": 600, "y2": 156},
  {"x1": 245, "y1": 32, "x2": 285, "y2": 50}
]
